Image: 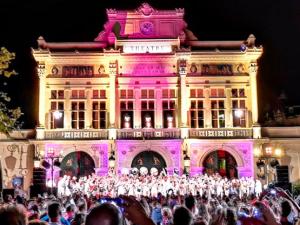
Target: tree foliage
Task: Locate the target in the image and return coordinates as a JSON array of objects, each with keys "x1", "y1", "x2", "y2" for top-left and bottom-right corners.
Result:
[
  {"x1": 0, "y1": 47, "x2": 17, "y2": 77},
  {"x1": 0, "y1": 47, "x2": 22, "y2": 135}
]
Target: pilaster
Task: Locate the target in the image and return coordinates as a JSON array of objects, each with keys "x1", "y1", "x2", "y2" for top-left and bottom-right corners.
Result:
[
  {"x1": 225, "y1": 86, "x2": 232, "y2": 127},
  {"x1": 109, "y1": 61, "x2": 117, "y2": 139}
]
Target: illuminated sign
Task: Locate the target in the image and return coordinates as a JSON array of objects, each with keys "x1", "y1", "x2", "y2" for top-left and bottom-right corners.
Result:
[{"x1": 123, "y1": 42, "x2": 172, "y2": 53}]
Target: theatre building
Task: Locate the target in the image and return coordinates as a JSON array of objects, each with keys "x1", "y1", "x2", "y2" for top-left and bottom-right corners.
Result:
[{"x1": 0, "y1": 3, "x2": 271, "y2": 192}]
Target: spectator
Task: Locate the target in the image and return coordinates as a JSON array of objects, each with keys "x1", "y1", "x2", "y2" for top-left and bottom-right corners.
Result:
[
  {"x1": 0, "y1": 204, "x2": 27, "y2": 225},
  {"x1": 85, "y1": 203, "x2": 122, "y2": 225},
  {"x1": 41, "y1": 201, "x2": 70, "y2": 225},
  {"x1": 173, "y1": 206, "x2": 193, "y2": 225},
  {"x1": 151, "y1": 201, "x2": 162, "y2": 225}
]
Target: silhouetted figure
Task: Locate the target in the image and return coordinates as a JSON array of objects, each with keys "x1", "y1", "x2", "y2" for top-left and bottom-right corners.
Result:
[
  {"x1": 85, "y1": 203, "x2": 122, "y2": 225},
  {"x1": 173, "y1": 206, "x2": 193, "y2": 225},
  {"x1": 0, "y1": 204, "x2": 27, "y2": 225}
]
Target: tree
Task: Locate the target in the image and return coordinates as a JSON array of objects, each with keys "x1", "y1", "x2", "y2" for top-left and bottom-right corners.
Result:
[{"x1": 0, "y1": 47, "x2": 22, "y2": 135}]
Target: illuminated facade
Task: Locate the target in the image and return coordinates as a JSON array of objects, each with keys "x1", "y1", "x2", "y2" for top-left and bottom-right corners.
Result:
[{"x1": 0, "y1": 3, "x2": 276, "y2": 191}]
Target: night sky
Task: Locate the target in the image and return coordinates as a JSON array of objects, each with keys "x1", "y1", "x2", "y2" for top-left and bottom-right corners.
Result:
[{"x1": 1, "y1": 0, "x2": 299, "y2": 128}]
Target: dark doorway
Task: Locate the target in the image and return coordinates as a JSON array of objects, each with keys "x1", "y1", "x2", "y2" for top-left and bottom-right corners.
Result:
[
  {"x1": 60, "y1": 151, "x2": 95, "y2": 178},
  {"x1": 131, "y1": 151, "x2": 167, "y2": 174},
  {"x1": 203, "y1": 150, "x2": 237, "y2": 178}
]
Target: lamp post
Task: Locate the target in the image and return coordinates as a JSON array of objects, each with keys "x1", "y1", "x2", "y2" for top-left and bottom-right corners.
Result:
[
  {"x1": 109, "y1": 143, "x2": 116, "y2": 173},
  {"x1": 182, "y1": 141, "x2": 190, "y2": 175},
  {"x1": 183, "y1": 154, "x2": 190, "y2": 175}
]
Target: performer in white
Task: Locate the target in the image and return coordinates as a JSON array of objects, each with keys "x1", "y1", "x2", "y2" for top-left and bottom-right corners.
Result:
[{"x1": 255, "y1": 179, "x2": 262, "y2": 197}]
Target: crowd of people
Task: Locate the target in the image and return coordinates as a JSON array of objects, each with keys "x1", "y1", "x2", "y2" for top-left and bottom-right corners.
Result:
[
  {"x1": 0, "y1": 173, "x2": 300, "y2": 225},
  {"x1": 57, "y1": 173, "x2": 263, "y2": 198}
]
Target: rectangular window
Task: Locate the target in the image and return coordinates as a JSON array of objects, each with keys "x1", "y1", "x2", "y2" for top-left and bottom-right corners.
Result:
[
  {"x1": 211, "y1": 88, "x2": 225, "y2": 98},
  {"x1": 232, "y1": 88, "x2": 245, "y2": 98},
  {"x1": 141, "y1": 89, "x2": 155, "y2": 99},
  {"x1": 120, "y1": 89, "x2": 134, "y2": 99},
  {"x1": 93, "y1": 90, "x2": 106, "y2": 99},
  {"x1": 211, "y1": 100, "x2": 225, "y2": 128},
  {"x1": 71, "y1": 101, "x2": 85, "y2": 129},
  {"x1": 162, "y1": 89, "x2": 176, "y2": 98},
  {"x1": 50, "y1": 101, "x2": 64, "y2": 129},
  {"x1": 162, "y1": 100, "x2": 176, "y2": 128},
  {"x1": 232, "y1": 99, "x2": 246, "y2": 127},
  {"x1": 51, "y1": 90, "x2": 64, "y2": 99},
  {"x1": 71, "y1": 90, "x2": 85, "y2": 99},
  {"x1": 92, "y1": 101, "x2": 106, "y2": 129},
  {"x1": 120, "y1": 101, "x2": 134, "y2": 128},
  {"x1": 190, "y1": 89, "x2": 203, "y2": 98},
  {"x1": 190, "y1": 100, "x2": 204, "y2": 128}
]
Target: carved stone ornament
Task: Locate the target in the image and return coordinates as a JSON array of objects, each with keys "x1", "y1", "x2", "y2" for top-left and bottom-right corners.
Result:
[
  {"x1": 249, "y1": 62, "x2": 257, "y2": 73},
  {"x1": 109, "y1": 61, "x2": 117, "y2": 75},
  {"x1": 237, "y1": 63, "x2": 246, "y2": 73},
  {"x1": 5, "y1": 144, "x2": 18, "y2": 171},
  {"x1": 190, "y1": 63, "x2": 198, "y2": 73},
  {"x1": 38, "y1": 63, "x2": 46, "y2": 78},
  {"x1": 137, "y1": 3, "x2": 155, "y2": 16},
  {"x1": 98, "y1": 65, "x2": 105, "y2": 74},
  {"x1": 178, "y1": 59, "x2": 187, "y2": 75},
  {"x1": 51, "y1": 66, "x2": 59, "y2": 75}
]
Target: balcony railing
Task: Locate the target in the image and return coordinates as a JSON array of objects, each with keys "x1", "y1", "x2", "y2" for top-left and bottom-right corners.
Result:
[
  {"x1": 117, "y1": 128, "x2": 181, "y2": 139},
  {"x1": 44, "y1": 129, "x2": 108, "y2": 140},
  {"x1": 189, "y1": 128, "x2": 253, "y2": 138}
]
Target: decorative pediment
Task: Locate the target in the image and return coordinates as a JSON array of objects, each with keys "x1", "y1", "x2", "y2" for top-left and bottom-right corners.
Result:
[{"x1": 136, "y1": 3, "x2": 156, "y2": 16}]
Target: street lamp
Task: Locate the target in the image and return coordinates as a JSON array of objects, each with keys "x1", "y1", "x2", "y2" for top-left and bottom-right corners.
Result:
[
  {"x1": 182, "y1": 141, "x2": 190, "y2": 175},
  {"x1": 53, "y1": 110, "x2": 63, "y2": 120},
  {"x1": 234, "y1": 109, "x2": 244, "y2": 118},
  {"x1": 109, "y1": 143, "x2": 116, "y2": 173},
  {"x1": 109, "y1": 152, "x2": 116, "y2": 168}
]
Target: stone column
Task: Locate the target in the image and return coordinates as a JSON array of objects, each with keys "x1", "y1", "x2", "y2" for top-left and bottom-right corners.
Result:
[
  {"x1": 179, "y1": 59, "x2": 188, "y2": 138},
  {"x1": 249, "y1": 62, "x2": 261, "y2": 138},
  {"x1": 109, "y1": 61, "x2": 117, "y2": 139},
  {"x1": 37, "y1": 62, "x2": 46, "y2": 139}
]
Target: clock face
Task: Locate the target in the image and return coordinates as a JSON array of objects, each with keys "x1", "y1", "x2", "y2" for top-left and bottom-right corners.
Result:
[{"x1": 140, "y1": 22, "x2": 154, "y2": 35}]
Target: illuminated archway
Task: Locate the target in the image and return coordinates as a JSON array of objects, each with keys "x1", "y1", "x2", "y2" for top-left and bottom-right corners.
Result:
[
  {"x1": 60, "y1": 151, "x2": 95, "y2": 178},
  {"x1": 131, "y1": 151, "x2": 167, "y2": 174},
  {"x1": 203, "y1": 150, "x2": 237, "y2": 178}
]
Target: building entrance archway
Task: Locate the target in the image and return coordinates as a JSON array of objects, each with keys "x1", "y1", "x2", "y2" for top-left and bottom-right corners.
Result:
[
  {"x1": 131, "y1": 151, "x2": 167, "y2": 175},
  {"x1": 203, "y1": 150, "x2": 237, "y2": 178},
  {"x1": 60, "y1": 151, "x2": 95, "y2": 178}
]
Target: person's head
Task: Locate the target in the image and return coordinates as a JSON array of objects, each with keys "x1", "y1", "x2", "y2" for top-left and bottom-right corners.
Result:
[
  {"x1": 173, "y1": 206, "x2": 193, "y2": 225},
  {"x1": 48, "y1": 202, "x2": 61, "y2": 222},
  {"x1": 0, "y1": 204, "x2": 27, "y2": 225},
  {"x1": 4, "y1": 194, "x2": 13, "y2": 203},
  {"x1": 185, "y1": 195, "x2": 196, "y2": 212},
  {"x1": 66, "y1": 204, "x2": 76, "y2": 217},
  {"x1": 71, "y1": 213, "x2": 86, "y2": 225},
  {"x1": 162, "y1": 207, "x2": 172, "y2": 219},
  {"x1": 225, "y1": 208, "x2": 237, "y2": 225},
  {"x1": 85, "y1": 203, "x2": 122, "y2": 225},
  {"x1": 78, "y1": 201, "x2": 87, "y2": 213},
  {"x1": 281, "y1": 200, "x2": 292, "y2": 217},
  {"x1": 28, "y1": 221, "x2": 48, "y2": 225}
]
